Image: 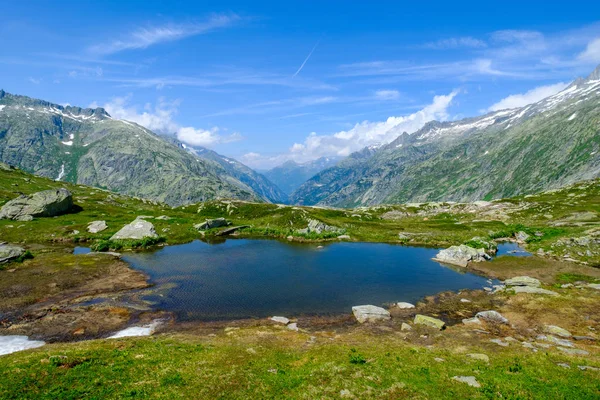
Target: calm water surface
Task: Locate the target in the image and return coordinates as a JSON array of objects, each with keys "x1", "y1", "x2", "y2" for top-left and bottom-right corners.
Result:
[{"x1": 120, "y1": 239, "x2": 498, "y2": 321}]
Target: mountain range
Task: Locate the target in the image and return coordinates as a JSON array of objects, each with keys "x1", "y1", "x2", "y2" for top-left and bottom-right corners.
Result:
[
  {"x1": 0, "y1": 90, "x2": 283, "y2": 206},
  {"x1": 263, "y1": 157, "x2": 340, "y2": 196},
  {"x1": 290, "y1": 64, "x2": 600, "y2": 207}
]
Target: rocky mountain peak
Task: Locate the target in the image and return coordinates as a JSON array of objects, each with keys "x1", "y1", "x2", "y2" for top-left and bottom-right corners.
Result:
[{"x1": 587, "y1": 64, "x2": 600, "y2": 81}]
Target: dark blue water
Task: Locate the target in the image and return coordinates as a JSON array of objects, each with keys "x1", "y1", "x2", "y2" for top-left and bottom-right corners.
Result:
[{"x1": 120, "y1": 239, "x2": 494, "y2": 321}]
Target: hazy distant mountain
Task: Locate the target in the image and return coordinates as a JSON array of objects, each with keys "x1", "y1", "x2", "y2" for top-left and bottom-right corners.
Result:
[
  {"x1": 263, "y1": 157, "x2": 340, "y2": 196},
  {"x1": 0, "y1": 90, "x2": 271, "y2": 206},
  {"x1": 291, "y1": 65, "x2": 600, "y2": 207}
]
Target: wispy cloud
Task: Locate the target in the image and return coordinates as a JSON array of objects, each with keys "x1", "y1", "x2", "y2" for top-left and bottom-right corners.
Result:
[
  {"x1": 487, "y1": 82, "x2": 569, "y2": 111},
  {"x1": 241, "y1": 91, "x2": 458, "y2": 169},
  {"x1": 88, "y1": 14, "x2": 241, "y2": 55},
  {"x1": 93, "y1": 95, "x2": 242, "y2": 147},
  {"x1": 423, "y1": 36, "x2": 487, "y2": 50},
  {"x1": 578, "y1": 37, "x2": 600, "y2": 63},
  {"x1": 293, "y1": 39, "x2": 320, "y2": 77},
  {"x1": 28, "y1": 77, "x2": 41, "y2": 84}
]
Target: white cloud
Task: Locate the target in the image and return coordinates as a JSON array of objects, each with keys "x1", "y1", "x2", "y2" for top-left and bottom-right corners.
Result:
[
  {"x1": 374, "y1": 90, "x2": 400, "y2": 100},
  {"x1": 424, "y1": 36, "x2": 487, "y2": 49},
  {"x1": 95, "y1": 95, "x2": 242, "y2": 147},
  {"x1": 241, "y1": 91, "x2": 458, "y2": 169},
  {"x1": 28, "y1": 77, "x2": 41, "y2": 84},
  {"x1": 487, "y1": 82, "x2": 569, "y2": 111},
  {"x1": 88, "y1": 14, "x2": 240, "y2": 55},
  {"x1": 578, "y1": 37, "x2": 600, "y2": 63}
]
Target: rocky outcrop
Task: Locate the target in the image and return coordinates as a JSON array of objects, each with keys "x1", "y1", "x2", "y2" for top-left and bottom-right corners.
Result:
[
  {"x1": 352, "y1": 305, "x2": 391, "y2": 323},
  {"x1": 87, "y1": 221, "x2": 108, "y2": 233},
  {"x1": 297, "y1": 219, "x2": 344, "y2": 235},
  {"x1": 194, "y1": 218, "x2": 230, "y2": 230},
  {"x1": 433, "y1": 245, "x2": 490, "y2": 267},
  {"x1": 414, "y1": 314, "x2": 446, "y2": 330},
  {"x1": 475, "y1": 310, "x2": 508, "y2": 324},
  {"x1": 504, "y1": 276, "x2": 541, "y2": 287},
  {"x1": 0, "y1": 189, "x2": 72, "y2": 221},
  {"x1": 0, "y1": 244, "x2": 25, "y2": 263},
  {"x1": 396, "y1": 302, "x2": 415, "y2": 309},
  {"x1": 111, "y1": 218, "x2": 158, "y2": 240},
  {"x1": 512, "y1": 286, "x2": 559, "y2": 296}
]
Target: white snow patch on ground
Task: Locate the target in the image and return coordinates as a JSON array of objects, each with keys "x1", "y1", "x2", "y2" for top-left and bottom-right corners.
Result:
[
  {"x1": 0, "y1": 105, "x2": 5, "y2": 112},
  {"x1": 69, "y1": 133, "x2": 74, "y2": 140},
  {"x1": 56, "y1": 164, "x2": 65, "y2": 181},
  {"x1": 108, "y1": 321, "x2": 161, "y2": 339},
  {"x1": 61, "y1": 141, "x2": 73, "y2": 146},
  {"x1": 0, "y1": 336, "x2": 45, "y2": 356},
  {"x1": 568, "y1": 113, "x2": 577, "y2": 121}
]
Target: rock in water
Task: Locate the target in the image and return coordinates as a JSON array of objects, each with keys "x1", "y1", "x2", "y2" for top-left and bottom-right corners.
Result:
[
  {"x1": 87, "y1": 220, "x2": 108, "y2": 233},
  {"x1": 433, "y1": 245, "x2": 490, "y2": 267},
  {"x1": 194, "y1": 218, "x2": 230, "y2": 230},
  {"x1": 504, "y1": 276, "x2": 541, "y2": 287},
  {"x1": 0, "y1": 189, "x2": 72, "y2": 221},
  {"x1": 111, "y1": 218, "x2": 158, "y2": 240},
  {"x1": 414, "y1": 314, "x2": 446, "y2": 330},
  {"x1": 352, "y1": 305, "x2": 391, "y2": 323},
  {"x1": 0, "y1": 244, "x2": 25, "y2": 263}
]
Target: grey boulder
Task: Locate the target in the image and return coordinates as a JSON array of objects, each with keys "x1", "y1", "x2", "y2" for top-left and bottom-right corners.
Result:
[
  {"x1": 504, "y1": 276, "x2": 541, "y2": 287},
  {"x1": 111, "y1": 218, "x2": 158, "y2": 240},
  {"x1": 475, "y1": 310, "x2": 509, "y2": 324},
  {"x1": 297, "y1": 219, "x2": 343, "y2": 235},
  {"x1": 87, "y1": 220, "x2": 108, "y2": 233},
  {"x1": 194, "y1": 218, "x2": 230, "y2": 230},
  {"x1": 0, "y1": 189, "x2": 73, "y2": 221},
  {"x1": 433, "y1": 245, "x2": 490, "y2": 267},
  {"x1": 0, "y1": 244, "x2": 25, "y2": 263},
  {"x1": 352, "y1": 305, "x2": 391, "y2": 323}
]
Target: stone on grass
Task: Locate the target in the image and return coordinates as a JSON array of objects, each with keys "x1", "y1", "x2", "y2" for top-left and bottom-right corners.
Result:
[
  {"x1": 511, "y1": 286, "x2": 559, "y2": 296},
  {"x1": 515, "y1": 231, "x2": 530, "y2": 243},
  {"x1": 194, "y1": 218, "x2": 229, "y2": 230},
  {"x1": 544, "y1": 325, "x2": 572, "y2": 338},
  {"x1": 287, "y1": 323, "x2": 299, "y2": 332},
  {"x1": 87, "y1": 220, "x2": 107, "y2": 233},
  {"x1": 490, "y1": 339, "x2": 509, "y2": 347},
  {"x1": 401, "y1": 323, "x2": 412, "y2": 331},
  {"x1": 462, "y1": 317, "x2": 482, "y2": 326},
  {"x1": 557, "y1": 363, "x2": 571, "y2": 369},
  {"x1": 452, "y1": 376, "x2": 481, "y2": 388},
  {"x1": 475, "y1": 310, "x2": 509, "y2": 324},
  {"x1": 504, "y1": 276, "x2": 541, "y2": 287},
  {"x1": 270, "y1": 316, "x2": 290, "y2": 325},
  {"x1": 542, "y1": 335, "x2": 574, "y2": 348},
  {"x1": 414, "y1": 315, "x2": 445, "y2": 330},
  {"x1": 397, "y1": 302, "x2": 415, "y2": 309},
  {"x1": 111, "y1": 218, "x2": 158, "y2": 240},
  {"x1": 578, "y1": 366, "x2": 600, "y2": 371},
  {"x1": 588, "y1": 283, "x2": 600, "y2": 290},
  {"x1": 0, "y1": 188, "x2": 72, "y2": 221},
  {"x1": 460, "y1": 298, "x2": 471, "y2": 303},
  {"x1": 433, "y1": 245, "x2": 490, "y2": 267},
  {"x1": 467, "y1": 353, "x2": 489, "y2": 363},
  {"x1": 0, "y1": 244, "x2": 25, "y2": 263},
  {"x1": 352, "y1": 305, "x2": 391, "y2": 323},
  {"x1": 573, "y1": 336, "x2": 596, "y2": 341},
  {"x1": 337, "y1": 235, "x2": 351, "y2": 240},
  {"x1": 557, "y1": 347, "x2": 589, "y2": 356}
]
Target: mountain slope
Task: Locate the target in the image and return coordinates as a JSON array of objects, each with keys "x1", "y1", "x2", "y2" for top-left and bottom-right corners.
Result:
[
  {"x1": 263, "y1": 157, "x2": 340, "y2": 196},
  {"x1": 291, "y1": 65, "x2": 600, "y2": 207},
  {"x1": 172, "y1": 141, "x2": 287, "y2": 203},
  {"x1": 0, "y1": 91, "x2": 261, "y2": 206}
]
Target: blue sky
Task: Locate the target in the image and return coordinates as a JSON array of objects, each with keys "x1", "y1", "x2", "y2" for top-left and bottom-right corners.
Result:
[{"x1": 2, "y1": 1, "x2": 600, "y2": 169}]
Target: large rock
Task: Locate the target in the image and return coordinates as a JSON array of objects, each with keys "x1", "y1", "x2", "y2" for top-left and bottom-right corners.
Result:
[
  {"x1": 111, "y1": 218, "x2": 158, "y2": 240},
  {"x1": 0, "y1": 189, "x2": 73, "y2": 221},
  {"x1": 194, "y1": 218, "x2": 230, "y2": 230},
  {"x1": 511, "y1": 286, "x2": 559, "y2": 296},
  {"x1": 87, "y1": 220, "x2": 108, "y2": 233},
  {"x1": 352, "y1": 305, "x2": 391, "y2": 323},
  {"x1": 515, "y1": 231, "x2": 530, "y2": 243},
  {"x1": 452, "y1": 376, "x2": 481, "y2": 388},
  {"x1": 544, "y1": 325, "x2": 572, "y2": 338},
  {"x1": 504, "y1": 276, "x2": 541, "y2": 287},
  {"x1": 433, "y1": 245, "x2": 490, "y2": 267},
  {"x1": 414, "y1": 314, "x2": 446, "y2": 330},
  {"x1": 0, "y1": 244, "x2": 25, "y2": 263},
  {"x1": 475, "y1": 310, "x2": 508, "y2": 324},
  {"x1": 297, "y1": 219, "x2": 343, "y2": 235}
]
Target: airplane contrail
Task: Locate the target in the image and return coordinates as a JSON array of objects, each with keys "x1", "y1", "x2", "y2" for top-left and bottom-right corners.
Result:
[{"x1": 292, "y1": 39, "x2": 320, "y2": 78}]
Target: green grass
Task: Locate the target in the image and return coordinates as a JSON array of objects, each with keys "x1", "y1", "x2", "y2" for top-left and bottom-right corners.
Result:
[{"x1": 0, "y1": 332, "x2": 598, "y2": 399}]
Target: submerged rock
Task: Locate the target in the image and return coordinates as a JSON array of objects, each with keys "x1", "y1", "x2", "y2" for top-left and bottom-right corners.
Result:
[
  {"x1": 194, "y1": 218, "x2": 230, "y2": 230},
  {"x1": 433, "y1": 245, "x2": 490, "y2": 267},
  {"x1": 0, "y1": 188, "x2": 72, "y2": 221},
  {"x1": 0, "y1": 244, "x2": 25, "y2": 263},
  {"x1": 352, "y1": 305, "x2": 391, "y2": 323},
  {"x1": 111, "y1": 218, "x2": 158, "y2": 240},
  {"x1": 504, "y1": 276, "x2": 541, "y2": 287},
  {"x1": 87, "y1": 220, "x2": 108, "y2": 233},
  {"x1": 414, "y1": 314, "x2": 445, "y2": 330}
]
